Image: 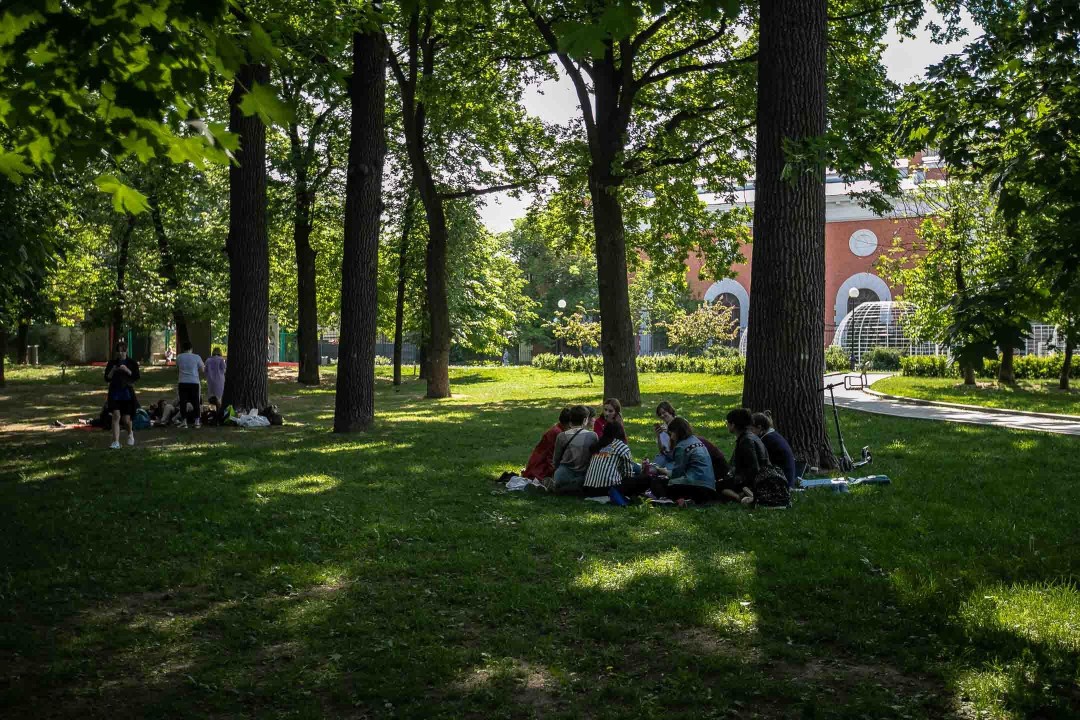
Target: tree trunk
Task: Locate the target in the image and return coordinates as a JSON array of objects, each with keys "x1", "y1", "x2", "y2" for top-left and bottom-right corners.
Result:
[
  {"x1": 288, "y1": 126, "x2": 321, "y2": 387},
  {"x1": 962, "y1": 362, "x2": 977, "y2": 385},
  {"x1": 418, "y1": 341, "x2": 428, "y2": 380},
  {"x1": 111, "y1": 214, "x2": 136, "y2": 344},
  {"x1": 393, "y1": 186, "x2": 416, "y2": 386},
  {"x1": 333, "y1": 29, "x2": 386, "y2": 433},
  {"x1": 1061, "y1": 338, "x2": 1073, "y2": 391},
  {"x1": 588, "y1": 172, "x2": 641, "y2": 405},
  {"x1": 998, "y1": 345, "x2": 1016, "y2": 384},
  {"x1": 16, "y1": 322, "x2": 29, "y2": 364},
  {"x1": 222, "y1": 63, "x2": 271, "y2": 411},
  {"x1": 742, "y1": 0, "x2": 833, "y2": 467},
  {"x1": 0, "y1": 326, "x2": 6, "y2": 387},
  {"x1": 149, "y1": 192, "x2": 190, "y2": 349}
]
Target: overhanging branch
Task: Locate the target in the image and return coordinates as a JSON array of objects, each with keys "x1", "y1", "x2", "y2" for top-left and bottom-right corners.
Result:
[
  {"x1": 640, "y1": 51, "x2": 758, "y2": 87},
  {"x1": 439, "y1": 180, "x2": 534, "y2": 200}
]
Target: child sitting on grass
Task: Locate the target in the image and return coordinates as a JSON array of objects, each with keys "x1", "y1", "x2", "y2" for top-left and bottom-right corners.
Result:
[{"x1": 522, "y1": 406, "x2": 571, "y2": 483}]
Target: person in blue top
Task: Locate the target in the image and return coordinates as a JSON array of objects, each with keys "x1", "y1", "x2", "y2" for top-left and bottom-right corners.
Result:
[
  {"x1": 653, "y1": 417, "x2": 717, "y2": 503},
  {"x1": 751, "y1": 411, "x2": 798, "y2": 489},
  {"x1": 104, "y1": 341, "x2": 141, "y2": 449}
]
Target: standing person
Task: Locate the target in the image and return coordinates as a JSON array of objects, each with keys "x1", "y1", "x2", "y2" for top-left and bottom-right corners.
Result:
[
  {"x1": 751, "y1": 411, "x2": 798, "y2": 489},
  {"x1": 522, "y1": 406, "x2": 571, "y2": 482},
  {"x1": 722, "y1": 408, "x2": 769, "y2": 504},
  {"x1": 205, "y1": 347, "x2": 226, "y2": 403},
  {"x1": 104, "y1": 341, "x2": 140, "y2": 449},
  {"x1": 551, "y1": 405, "x2": 598, "y2": 495},
  {"x1": 653, "y1": 417, "x2": 717, "y2": 503},
  {"x1": 176, "y1": 341, "x2": 205, "y2": 428},
  {"x1": 592, "y1": 398, "x2": 623, "y2": 440}
]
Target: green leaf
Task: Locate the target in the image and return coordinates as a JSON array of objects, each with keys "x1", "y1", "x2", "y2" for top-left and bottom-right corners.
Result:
[
  {"x1": 25, "y1": 135, "x2": 53, "y2": 166},
  {"x1": 238, "y1": 82, "x2": 294, "y2": 126},
  {"x1": 94, "y1": 174, "x2": 150, "y2": 215},
  {"x1": 121, "y1": 132, "x2": 157, "y2": 163},
  {"x1": 247, "y1": 21, "x2": 276, "y2": 62},
  {"x1": 0, "y1": 151, "x2": 31, "y2": 181}
]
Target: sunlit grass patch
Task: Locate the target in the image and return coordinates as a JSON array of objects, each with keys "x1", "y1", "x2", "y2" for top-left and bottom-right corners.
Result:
[
  {"x1": 574, "y1": 548, "x2": 697, "y2": 593},
  {"x1": 959, "y1": 582, "x2": 1080, "y2": 653}
]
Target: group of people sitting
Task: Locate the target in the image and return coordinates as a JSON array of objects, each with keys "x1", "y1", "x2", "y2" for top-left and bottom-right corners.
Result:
[{"x1": 520, "y1": 398, "x2": 798, "y2": 507}]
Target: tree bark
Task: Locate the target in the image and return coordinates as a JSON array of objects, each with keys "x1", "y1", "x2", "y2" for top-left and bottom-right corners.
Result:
[
  {"x1": 16, "y1": 322, "x2": 28, "y2": 364},
  {"x1": 222, "y1": 63, "x2": 271, "y2": 412},
  {"x1": 333, "y1": 29, "x2": 386, "y2": 433},
  {"x1": 149, "y1": 193, "x2": 190, "y2": 349},
  {"x1": 997, "y1": 345, "x2": 1016, "y2": 384},
  {"x1": 962, "y1": 362, "x2": 977, "y2": 385},
  {"x1": 393, "y1": 186, "x2": 416, "y2": 386},
  {"x1": 111, "y1": 214, "x2": 136, "y2": 345},
  {"x1": 288, "y1": 127, "x2": 322, "y2": 386},
  {"x1": 0, "y1": 326, "x2": 6, "y2": 387},
  {"x1": 742, "y1": 0, "x2": 834, "y2": 467},
  {"x1": 1061, "y1": 337, "x2": 1073, "y2": 391}
]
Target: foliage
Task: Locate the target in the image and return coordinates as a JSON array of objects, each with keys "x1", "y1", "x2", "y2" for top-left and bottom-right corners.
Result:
[
  {"x1": 662, "y1": 302, "x2": 737, "y2": 356},
  {"x1": 825, "y1": 345, "x2": 850, "y2": 373},
  {"x1": 899, "y1": 355, "x2": 954, "y2": 378},
  {"x1": 901, "y1": 353, "x2": 1079, "y2": 382},
  {"x1": 865, "y1": 346, "x2": 902, "y2": 371},
  {"x1": 531, "y1": 351, "x2": 745, "y2": 376},
  {"x1": 874, "y1": 375, "x2": 1080, "y2": 416},
  {"x1": 545, "y1": 305, "x2": 601, "y2": 380}
]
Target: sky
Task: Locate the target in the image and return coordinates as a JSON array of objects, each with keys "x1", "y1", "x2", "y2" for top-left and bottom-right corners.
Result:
[{"x1": 476, "y1": 10, "x2": 976, "y2": 233}]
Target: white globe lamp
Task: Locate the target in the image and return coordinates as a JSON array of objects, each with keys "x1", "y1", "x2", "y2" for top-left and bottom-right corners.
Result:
[{"x1": 557, "y1": 298, "x2": 567, "y2": 309}]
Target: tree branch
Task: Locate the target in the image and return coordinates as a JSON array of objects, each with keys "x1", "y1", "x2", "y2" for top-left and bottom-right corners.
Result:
[
  {"x1": 630, "y1": 9, "x2": 679, "y2": 54},
  {"x1": 624, "y1": 103, "x2": 732, "y2": 166},
  {"x1": 624, "y1": 132, "x2": 745, "y2": 177},
  {"x1": 828, "y1": 0, "x2": 921, "y2": 23},
  {"x1": 640, "y1": 18, "x2": 728, "y2": 83},
  {"x1": 439, "y1": 180, "x2": 534, "y2": 200},
  {"x1": 640, "y1": 51, "x2": 758, "y2": 87}
]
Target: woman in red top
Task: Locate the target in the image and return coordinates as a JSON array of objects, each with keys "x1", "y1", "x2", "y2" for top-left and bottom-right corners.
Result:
[
  {"x1": 592, "y1": 398, "x2": 623, "y2": 440},
  {"x1": 522, "y1": 407, "x2": 571, "y2": 481}
]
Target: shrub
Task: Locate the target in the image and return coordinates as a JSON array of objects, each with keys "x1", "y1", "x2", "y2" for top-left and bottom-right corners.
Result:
[
  {"x1": 374, "y1": 355, "x2": 391, "y2": 366},
  {"x1": 865, "y1": 346, "x2": 903, "y2": 371},
  {"x1": 900, "y1": 355, "x2": 954, "y2": 377},
  {"x1": 704, "y1": 344, "x2": 741, "y2": 359},
  {"x1": 532, "y1": 352, "x2": 745, "y2": 376},
  {"x1": 825, "y1": 345, "x2": 850, "y2": 372}
]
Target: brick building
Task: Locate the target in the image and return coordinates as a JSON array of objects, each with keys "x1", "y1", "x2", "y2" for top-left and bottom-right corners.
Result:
[{"x1": 660, "y1": 157, "x2": 938, "y2": 352}]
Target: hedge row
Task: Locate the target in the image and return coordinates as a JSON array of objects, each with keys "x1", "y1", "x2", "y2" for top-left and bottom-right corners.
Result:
[
  {"x1": 899, "y1": 353, "x2": 1077, "y2": 379},
  {"x1": 531, "y1": 353, "x2": 746, "y2": 375}
]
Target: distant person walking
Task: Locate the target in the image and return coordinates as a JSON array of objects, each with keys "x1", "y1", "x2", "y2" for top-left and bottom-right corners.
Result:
[
  {"x1": 205, "y1": 347, "x2": 226, "y2": 402},
  {"x1": 176, "y1": 341, "x2": 205, "y2": 428},
  {"x1": 104, "y1": 341, "x2": 140, "y2": 449}
]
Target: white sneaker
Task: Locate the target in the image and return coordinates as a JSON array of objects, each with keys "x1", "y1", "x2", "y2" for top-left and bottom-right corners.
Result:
[
  {"x1": 194, "y1": 419, "x2": 201, "y2": 428},
  {"x1": 110, "y1": 441, "x2": 121, "y2": 449},
  {"x1": 127, "y1": 432, "x2": 135, "y2": 446},
  {"x1": 180, "y1": 420, "x2": 188, "y2": 429}
]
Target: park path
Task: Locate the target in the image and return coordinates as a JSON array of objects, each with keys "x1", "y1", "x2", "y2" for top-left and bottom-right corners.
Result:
[{"x1": 827, "y1": 373, "x2": 1080, "y2": 437}]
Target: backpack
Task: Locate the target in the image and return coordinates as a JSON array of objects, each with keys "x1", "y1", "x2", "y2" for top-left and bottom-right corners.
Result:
[
  {"x1": 752, "y1": 465, "x2": 791, "y2": 508},
  {"x1": 133, "y1": 408, "x2": 152, "y2": 430},
  {"x1": 261, "y1": 405, "x2": 284, "y2": 426}
]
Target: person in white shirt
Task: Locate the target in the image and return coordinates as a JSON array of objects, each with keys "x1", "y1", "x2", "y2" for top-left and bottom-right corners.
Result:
[{"x1": 175, "y1": 341, "x2": 205, "y2": 428}]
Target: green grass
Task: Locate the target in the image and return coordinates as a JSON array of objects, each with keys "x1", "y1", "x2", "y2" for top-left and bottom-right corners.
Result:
[
  {"x1": 873, "y1": 375, "x2": 1080, "y2": 417},
  {"x1": 2, "y1": 365, "x2": 1079, "y2": 719}
]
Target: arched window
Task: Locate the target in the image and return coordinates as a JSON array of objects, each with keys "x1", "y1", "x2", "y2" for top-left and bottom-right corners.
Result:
[{"x1": 847, "y1": 288, "x2": 880, "y2": 315}]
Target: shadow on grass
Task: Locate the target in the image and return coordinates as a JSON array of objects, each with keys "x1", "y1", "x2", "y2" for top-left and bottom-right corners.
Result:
[{"x1": 1, "y1": 370, "x2": 1078, "y2": 718}]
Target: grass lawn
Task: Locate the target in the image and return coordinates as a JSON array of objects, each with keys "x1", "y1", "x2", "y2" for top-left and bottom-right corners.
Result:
[
  {"x1": 2, "y1": 365, "x2": 1079, "y2": 719},
  {"x1": 872, "y1": 375, "x2": 1080, "y2": 417}
]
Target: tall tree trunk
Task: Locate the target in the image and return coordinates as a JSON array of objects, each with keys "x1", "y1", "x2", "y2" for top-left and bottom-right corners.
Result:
[
  {"x1": 1060, "y1": 336, "x2": 1073, "y2": 391},
  {"x1": 288, "y1": 126, "x2": 321, "y2": 386},
  {"x1": 393, "y1": 186, "x2": 416, "y2": 386},
  {"x1": 111, "y1": 214, "x2": 136, "y2": 344},
  {"x1": 149, "y1": 192, "x2": 190, "y2": 349},
  {"x1": 222, "y1": 63, "x2": 271, "y2": 411},
  {"x1": 0, "y1": 326, "x2": 6, "y2": 387},
  {"x1": 333, "y1": 29, "x2": 387, "y2": 433},
  {"x1": 588, "y1": 167, "x2": 641, "y2": 406},
  {"x1": 962, "y1": 362, "x2": 977, "y2": 385},
  {"x1": 742, "y1": 0, "x2": 833, "y2": 466},
  {"x1": 16, "y1": 322, "x2": 29, "y2": 364},
  {"x1": 414, "y1": 177, "x2": 450, "y2": 397},
  {"x1": 998, "y1": 345, "x2": 1016, "y2": 384}
]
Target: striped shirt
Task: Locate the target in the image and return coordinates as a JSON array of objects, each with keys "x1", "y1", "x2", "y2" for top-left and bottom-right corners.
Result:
[{"x1": 584, "y1": 439, "x2": 634, "y2": 488}]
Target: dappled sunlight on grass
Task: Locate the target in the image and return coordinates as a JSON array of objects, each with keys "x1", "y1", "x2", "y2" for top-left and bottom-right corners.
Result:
[
  {"x1": 253, "y1": 473, "x2": 343, "y2": 496},
  {"x1": 959, "y1": 582, "x2": 1080, "y2": 653},
  {"x1": 574, "y1": 548, "x2": 697, "y2": 593}
]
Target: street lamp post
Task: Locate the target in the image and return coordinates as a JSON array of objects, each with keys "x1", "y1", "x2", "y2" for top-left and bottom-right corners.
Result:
[
  {"x1": 847, "y1": 287, "x2": 860, "y2": 370},
  {"x1": 556, "y1": 299, "x2": 566, "y2": 354}
]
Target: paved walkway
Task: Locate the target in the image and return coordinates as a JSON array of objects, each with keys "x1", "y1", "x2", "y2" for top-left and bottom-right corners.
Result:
[{"x1": 827, "y1": 373, "x2": 1080, "y2": 437}]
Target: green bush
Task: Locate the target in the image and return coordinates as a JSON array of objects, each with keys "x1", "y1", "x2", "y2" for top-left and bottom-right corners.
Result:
[
  {"x1": 865, "y1": 346, "x2": 903, "y2": 371},
  {"x1": 704, "y1": 344, "x2": 741, "y2": 359},
  {"x1": 375, "y1": 355, "x2": 391, "y2": 366},
  {"x1": 900, "y1": 355, "x2": 955, "y2": 377},
  {"x1": 531, "y1": 353, "x2": 745, "y2": 376},
  {"x1": 825, "y1": 345, "x2": 850, "y2": 372}
]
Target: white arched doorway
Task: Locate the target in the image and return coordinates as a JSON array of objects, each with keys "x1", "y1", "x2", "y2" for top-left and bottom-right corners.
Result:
[
  {"x1": 704, "y1": 278, "x2": 750, "y2": 330},
  {"x1": 834, "y1": 273, "x2": 891, "y2": 326}
]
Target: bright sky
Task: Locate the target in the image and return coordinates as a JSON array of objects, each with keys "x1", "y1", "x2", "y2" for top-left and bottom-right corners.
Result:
[{"x1": 477, "y1": 10, "x2": 976, "y2": 232}]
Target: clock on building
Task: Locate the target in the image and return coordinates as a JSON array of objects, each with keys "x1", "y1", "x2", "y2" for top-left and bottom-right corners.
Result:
[{"x1": 848, "y1": 229, "x2": 878, "y2": 257}]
